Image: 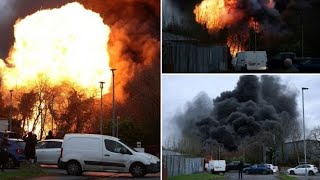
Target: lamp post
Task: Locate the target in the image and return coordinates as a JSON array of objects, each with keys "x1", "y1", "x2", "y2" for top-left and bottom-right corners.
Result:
[
  {"x1": 116, "y1": 116, "x2": 120, "y2": 138},
  {"x1": 110, "y1": 69, "x2": 116, "y2": 137},
  {"x1": 9, "y1": 90, "x2": 13, "y2": 131},
  {"x1": 302, "y1": 87, "x2": 308, "y2": 178},
  {"x1": 99, "y1": 81, "x2": 105, "y2": 134}
]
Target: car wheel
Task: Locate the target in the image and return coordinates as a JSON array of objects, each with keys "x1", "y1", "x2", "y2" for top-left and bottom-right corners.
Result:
[
  {"x1": 66, "y1": 161, "x2": 82, "y2": 176},
  {"x1": 130, "y1": 163, "x2": 146, "y2": 177},
  {"x1": 262, "y1": 170, "x2": 267, "y2": 175},
  {"x1": 289, "y1": 170, "x2": 295, "y2": 175},
  {"x1": 308, "y1": 170, "x2": 314, "y2": 176},
  {"x1": 244, "y1": 170, "x2": 249, "y2": 174},
  {"x1": 5, "y1": 156, "x2": 16, "y2": 169}
]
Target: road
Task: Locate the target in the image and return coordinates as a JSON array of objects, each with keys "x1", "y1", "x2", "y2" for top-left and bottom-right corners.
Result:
[
  {"x1": 224, "y1": 172, "x2": 278, "y2": 180},
  {"x1": 25, "y1": 166, "x2": 160, "y2": 180},
  {"x1": 224, "y1": 172, "x2": 320, "y2": 180}
]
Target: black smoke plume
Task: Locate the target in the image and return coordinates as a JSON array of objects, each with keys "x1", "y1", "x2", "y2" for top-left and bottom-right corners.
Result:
[{"x1": 175, "y1": 75, "x2": 299, "y2": 151}]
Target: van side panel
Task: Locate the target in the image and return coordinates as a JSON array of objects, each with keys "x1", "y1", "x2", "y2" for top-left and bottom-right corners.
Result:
[{"x1": 63, "y1": 136, "x2": 103, "y2": 171}]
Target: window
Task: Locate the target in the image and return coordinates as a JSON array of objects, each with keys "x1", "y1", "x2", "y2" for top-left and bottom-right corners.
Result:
[
  {"x1": 47, "y1": 141, "x2": 62, "y2": 148},
  {"x1": 35, "y1": 141, "x2": 62, "y2": 149},
  {"x1": 104, "y1": 139, "x2": 131, "y2": 154},
  {"x1": 36, "y1": 142, "x2": 47, "y2": 149}
]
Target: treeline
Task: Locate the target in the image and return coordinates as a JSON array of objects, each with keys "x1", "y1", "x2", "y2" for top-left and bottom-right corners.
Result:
[{"x1": 0, "y1": 64, "x2": 160, "y2": 148}]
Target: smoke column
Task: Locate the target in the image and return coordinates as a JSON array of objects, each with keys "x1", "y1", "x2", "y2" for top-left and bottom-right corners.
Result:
[{"x1": 175, "y1": 75, "x2": 299, "y2": 151}]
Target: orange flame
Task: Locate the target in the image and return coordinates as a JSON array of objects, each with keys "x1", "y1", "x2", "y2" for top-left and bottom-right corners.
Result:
[
  {"x1": 3, "y1": 2, "x2": 111, "y2": 95},
  {"x1": 249, "y1": 17, "x2": 262, "y2": 33},
  {"x1": 267, "y1": 0, "x2": 275, "y2": 9},
  {"x1": 194, "y1": 0, "x2": 242, "y2": 33},
  {"x1": 227, "y1": 33, "x2": 248, "y2": 57}
]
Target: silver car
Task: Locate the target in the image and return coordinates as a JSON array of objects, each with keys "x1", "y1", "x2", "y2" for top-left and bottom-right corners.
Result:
[{"x1": 35, "y1": 139, "x2": 63, "y2": 165}]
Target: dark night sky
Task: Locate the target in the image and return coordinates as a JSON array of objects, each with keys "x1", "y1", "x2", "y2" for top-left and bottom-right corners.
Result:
[{"x1": 163, "y1": 0, "x2": 320, "y2": 57}]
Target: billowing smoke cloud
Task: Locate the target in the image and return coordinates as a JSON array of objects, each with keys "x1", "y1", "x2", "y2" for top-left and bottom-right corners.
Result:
[{"x1": 175, "y1": 76, "x2": 299, "y2": 151}]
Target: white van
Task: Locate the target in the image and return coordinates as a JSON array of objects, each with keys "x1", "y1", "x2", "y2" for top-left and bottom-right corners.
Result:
[
  {"x1": 233, "y1": 51, "x2": 268, "y2": 71},
  {"x1": 207, "y1": 160, "x2": 226, "y2": 174},
  {"x1": 59, "y1": 134, "x2": 160, "y2": 177}
]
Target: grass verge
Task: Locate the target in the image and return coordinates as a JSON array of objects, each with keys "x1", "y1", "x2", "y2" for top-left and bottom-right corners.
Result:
[
  {"x1": 279, "y1": 173, "x2": 297, "y2": 180},
  {"x1": 168, "y1": 173, "x2": 225, "y2": 180},
  {"x1": 0, "y1": 164, "x2": 50, "y2": 180}
]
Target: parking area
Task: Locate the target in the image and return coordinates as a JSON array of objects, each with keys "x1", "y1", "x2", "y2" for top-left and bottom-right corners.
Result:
[
  {"x1": 224, "y1": 172, "x2": 278, "y2": 180},
  {"x1": 223, "y1": 172, "x2": 320, "y2": 180},
  {"x1": 3, "y1": 166, "x2": 160, "y2": 180},
  {"x1": 36, "y1": 167, "x2": 160, "y2": 180},
  {"x1": 287, "y1": 174, "x2": 320, "y2": 180}
]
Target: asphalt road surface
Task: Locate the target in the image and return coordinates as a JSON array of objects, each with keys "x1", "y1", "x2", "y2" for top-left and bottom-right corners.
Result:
[
  {"x1": 20, "y1": 165, "x2": 159, "y2": 180},
  {"x1": 224, "y1": 172, "x2": 278, "y2": 180},
  {"x1": 224, "y1": 172, "x2": 320, "y2": 180}
]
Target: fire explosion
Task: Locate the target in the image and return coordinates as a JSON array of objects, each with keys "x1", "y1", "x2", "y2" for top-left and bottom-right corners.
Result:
[
  {"x1": 0, "y1": 0, "x2": 160, "y2": 142},
  {"x1": 194, "y1": 0, "x2": 277, "y2": 56},
  {"x1": 2, "y1": 2, "x2": 112, "y2": 94},
  {"x1": 194, "y1": 0, "x2": 242, "y2": 33}
]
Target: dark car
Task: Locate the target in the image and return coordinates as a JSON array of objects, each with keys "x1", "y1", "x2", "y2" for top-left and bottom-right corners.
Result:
[
  {"x1": 295, "y1": 58, "x2": 320, "y2": 72},
  {"x1": 0, "y1": 131, "x2": 19, "y2": 139},
  {"x1": 226, "y1": 161, "x2": 251, "y2": 171},
  {"x1": 5, "y1": 138, "x2": 26, "y2": 168},
  {"x1": 268, "y1": 52, "x2": 296, "y2": 70},
  {"x1": 243, "y1": 164, "x2": 273, "y2": 175}
]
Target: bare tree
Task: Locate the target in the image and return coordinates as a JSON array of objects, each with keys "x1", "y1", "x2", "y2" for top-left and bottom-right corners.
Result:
[{"x1": 308, "y1": 126, "x2": 320, "y2": 158}]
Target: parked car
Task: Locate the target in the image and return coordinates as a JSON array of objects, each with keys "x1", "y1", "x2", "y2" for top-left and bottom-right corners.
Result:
[
  {"x1": 5, "y1": 138, "x2": 26, "y2": 168},
  {"x1": 0, "y1": 131, "x2": 19, "y2": 139},
  {"x1": 265, "y1": 164, "x2": 278, "y2": 173},
  {"x1": 243, "y1": 164, "x2": 273, "y2": 175},
  {"x1": 207, "y1": 160, "x2": 226, "y2": 174},
  {"x1": 295, "y1": 58, "x2": 320, "y2": 72},
  {"x1": 268, "y1": 52, "x2": 296, "y2": 69},
  {"x1": 226, "y1": 161, "x2": 251, "y2": 171},
  {"x1": 35, "y1": 139, "x2": 63, "y2": 166},
  {"x1": 59, "y1": 134, "x2": 160, "y2": 177},
  {"x1": 287, "y1": 164, "x2": 318, "y2": 175}
]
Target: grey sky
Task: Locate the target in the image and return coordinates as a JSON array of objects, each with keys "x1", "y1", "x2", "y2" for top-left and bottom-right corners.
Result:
[{"x1": 162, "y1": 75, "x2": 320, "y2": 144}]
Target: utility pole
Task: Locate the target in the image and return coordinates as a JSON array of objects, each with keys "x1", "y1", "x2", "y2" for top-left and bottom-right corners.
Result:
[
  {"x1": 302, "y1": 87, "x2": 309, "y2": 179},
  {"x1": 116, "y1": 116, "x2": 120, "y2": 138},
  {"x1": 111, "y1": 69, "x2": 116, "y2": 137},
  {"x1": 9, "y1": 90, "x2": 13, "y2": 131}
]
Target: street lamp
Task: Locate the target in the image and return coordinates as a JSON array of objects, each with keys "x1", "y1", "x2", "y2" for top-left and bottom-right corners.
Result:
[
  {"x1": 110, "y1": 68, "x2": 116, "y2": 137},
  {"x1": 9, "y1": 90, "x2": 13, "y2": 131},
  {"x1": 116, "y1": 116, "x2": 120, "y2": 138},
  {"x1": 99, "y1": 81, "x2": 105, "y2": 134},
  {"x1": 302, "y1": 87, "x2": 308, "y2": 178}
]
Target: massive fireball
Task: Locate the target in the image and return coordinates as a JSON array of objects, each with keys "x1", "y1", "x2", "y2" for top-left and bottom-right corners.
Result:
[
  {"x1": 194, "y1": 0, "x2": 241, "y2": 33},
  {"x1": 2, "y1": 2, "x2": 111, "y2": 94},
  {"x1": 194, "y1": 0, "x2": 276, "y2": 56}
]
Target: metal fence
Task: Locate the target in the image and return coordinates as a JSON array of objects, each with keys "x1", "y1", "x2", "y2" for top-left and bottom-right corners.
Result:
[
  {"x1": 162, "y1": 41, "x2": 229, "y2": 73},
  {"x1": 163, "y1": 155, "x2": 205, "y2": 177}
]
